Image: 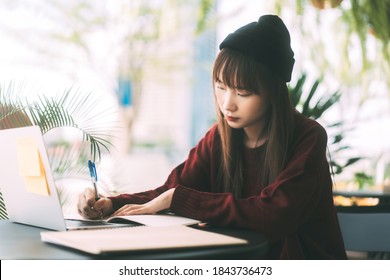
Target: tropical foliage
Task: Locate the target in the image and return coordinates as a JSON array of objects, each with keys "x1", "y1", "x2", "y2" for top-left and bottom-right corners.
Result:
[
  {"x1": 275, "y1": 0, "x2": 390, "y2": 61},
  {"x1": 0, "y1": 84, "x2": 116, "y2": 158},
  {"x1": 0, "y1": 193, "x2": 6, "y2": 220},
  {"x1": 289, "y1": 73, "x2": 362, "y2": 175},
  {"x1": 0, "y1": 83, "x2": 117, "y2": 219}
]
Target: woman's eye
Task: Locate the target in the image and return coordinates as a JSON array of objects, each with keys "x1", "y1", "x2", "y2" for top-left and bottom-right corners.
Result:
[
  {"x1": 237, "y1": 90, "x2": 252, "y2": 97},
  {"x1": 216, "y1": 83, "x2": 226, "y2": 91}
]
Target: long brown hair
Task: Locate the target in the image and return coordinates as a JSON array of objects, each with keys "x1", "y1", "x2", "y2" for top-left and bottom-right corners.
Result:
[{"x1": 213, "y1": 48, "x2": 295, "y2": 198}]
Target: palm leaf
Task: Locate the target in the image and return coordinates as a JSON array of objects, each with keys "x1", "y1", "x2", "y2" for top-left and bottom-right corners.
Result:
[
  {"x1": 0, "y1": 85, "x2": 32, "y2": 128},
  {"x1": 26, "y1": 89, "x2": 116, "y2": 161},
  {"x1": 0, "y1": 83, "x2": 118, "y2": 219},
  {"x1": 289, "y1": 73, "x2": 306, "y2": 108},
  {"x1": 301, "y1": 79, "x2": 320, "y2": 116},
  {"x1": 0, "y1": 192, "x2": 7, "y2": 220},
  {"x1": 289, "y1": 73, "x2": 361, "y2": 179},
  {"x1": 344, "y1": 157, "x2": 364, "y2": 168},
  {"x1": 310, "y1": 91, "x2": 341, "y2": 119},
  {"x1": 1, "y1": 84, "x2": 117, "y2": 161}
]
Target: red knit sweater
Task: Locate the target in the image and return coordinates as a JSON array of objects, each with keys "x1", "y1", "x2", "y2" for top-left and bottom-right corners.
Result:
[{"x1": 110, "y1": 113, "x2": 347, "y2": 259}]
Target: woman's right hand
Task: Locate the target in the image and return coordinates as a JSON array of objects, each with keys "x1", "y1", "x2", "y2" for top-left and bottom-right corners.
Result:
[{"x1": 77, "y1": 188, "x2": 114, "y2": 219}]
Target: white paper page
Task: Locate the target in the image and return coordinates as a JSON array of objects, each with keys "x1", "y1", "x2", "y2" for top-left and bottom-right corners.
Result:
[{"x1": 109, "y1": 214, "x2": 199, "y2": 227}]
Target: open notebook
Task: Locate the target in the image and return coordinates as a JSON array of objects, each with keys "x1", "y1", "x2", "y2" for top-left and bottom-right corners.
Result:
[
  {"x1": 41, "y1": 225, "x2": 248, "y2": 255},
  {"x1": 65, "y1": 213, "x2": 200, "y2": 228}
]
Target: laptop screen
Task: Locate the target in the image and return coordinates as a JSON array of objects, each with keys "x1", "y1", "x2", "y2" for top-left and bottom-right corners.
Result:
[{"x1": 0, "y1": 126, "x2": 67, "y2": 231}]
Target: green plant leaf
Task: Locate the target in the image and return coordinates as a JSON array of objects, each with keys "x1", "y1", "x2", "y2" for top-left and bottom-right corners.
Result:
[
  {"x1": 334, "y1": 145, "x2": 351, "y2": 152},
  {"x1": 302, "y1": 79, "x2": 320, "y2": 116},
  {"x1": 1, "y1": 84, "x2": 117, "y2": 162},
  {"x1": 289, "y1": 73, "x2": 306, "y2": 108},
  {"x1": 343, "y1": 157, "x2": 363, "y2": 168},
  {"x1": 312, "y1": 91, "x2": 341, "y2": 119},
  {"x1": 331, "y1": 134, "x2": 344, "y2": 144},
  {"x1": 289, "y1": 72, "x2": 362, "y2": 176}
]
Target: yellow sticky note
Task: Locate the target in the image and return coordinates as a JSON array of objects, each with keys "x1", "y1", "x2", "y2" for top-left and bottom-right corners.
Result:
[
  {"x1": 16, "y1": 137, "x2": 50, "y2": 196},
  {"x1": 16, "y1": 137, "x2": 42, "y2": 176},
  {"x1": 24, "y1": 176, "x2": 50, "y2": 196}
]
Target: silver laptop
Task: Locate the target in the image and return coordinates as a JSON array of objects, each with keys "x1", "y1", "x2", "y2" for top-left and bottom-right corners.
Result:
[{"x1": 0, "y1": 126, "x2": 130, "y2": 231}]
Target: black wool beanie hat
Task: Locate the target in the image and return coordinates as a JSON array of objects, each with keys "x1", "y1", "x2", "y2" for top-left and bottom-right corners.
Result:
[{"x1": 219, "y1": 15, "x2": 295, "y2": 82}]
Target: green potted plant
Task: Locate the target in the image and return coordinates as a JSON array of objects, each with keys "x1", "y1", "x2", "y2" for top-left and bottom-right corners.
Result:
[
  {"x1": 289, "y1": 73, "x2": 362, "y2": 176},
  {"x1": 0, "y1": 84, "x2": 116, "y2": 219}
]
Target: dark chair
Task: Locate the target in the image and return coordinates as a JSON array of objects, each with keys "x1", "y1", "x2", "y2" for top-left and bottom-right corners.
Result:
[{"x1": 337, "y1": 211, "x2": 390, "y2": 258}]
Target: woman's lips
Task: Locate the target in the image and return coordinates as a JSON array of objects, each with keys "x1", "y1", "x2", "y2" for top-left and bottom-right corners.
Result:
[{"x1": 226, "y1": 116, "x2": 239, "y2": 122}]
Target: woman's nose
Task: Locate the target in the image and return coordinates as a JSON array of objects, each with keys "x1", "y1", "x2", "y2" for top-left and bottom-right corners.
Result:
[{"x1": 222, "y1": 90, "x2": 237, "y2": 112}]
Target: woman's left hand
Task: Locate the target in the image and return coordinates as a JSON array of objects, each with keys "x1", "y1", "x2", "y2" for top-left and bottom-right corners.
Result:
[{"x1": 113, "y1": 188, "x2": 175, "y2": 216}]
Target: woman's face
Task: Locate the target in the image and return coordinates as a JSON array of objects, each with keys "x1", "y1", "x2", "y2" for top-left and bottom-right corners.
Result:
[{"x1": 215, "y1": 77, "x2": 270, "y2": 132}]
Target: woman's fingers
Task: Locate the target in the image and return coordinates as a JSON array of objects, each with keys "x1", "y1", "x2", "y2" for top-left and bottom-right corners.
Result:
[
  {"x1": 77, "y1": 188, "x2": 107, "y2": 219},
  {"x1": 113, "y1": 204, "x2": 152, "y2": 216},
  {"x1": 93, "y1": 198, "x2": 114, "y2": 218},
  {"x1": 78, "y1": 205, "x2": 101, "y2": 219}
]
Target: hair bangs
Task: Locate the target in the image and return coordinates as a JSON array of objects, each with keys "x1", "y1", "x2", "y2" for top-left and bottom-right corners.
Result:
[{"x1": 213, "y1": 48, "x2": 264, "y2": 94}]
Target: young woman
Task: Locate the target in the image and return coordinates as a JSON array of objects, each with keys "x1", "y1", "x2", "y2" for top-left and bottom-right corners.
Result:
[{"x1": 78, "y1": 15, "x2": 347, "y2": 259}]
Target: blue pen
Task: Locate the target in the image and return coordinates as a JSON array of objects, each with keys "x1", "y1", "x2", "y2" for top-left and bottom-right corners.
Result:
[{"x1": 88, "y1": 160, "x2": 99, "y2": 201}]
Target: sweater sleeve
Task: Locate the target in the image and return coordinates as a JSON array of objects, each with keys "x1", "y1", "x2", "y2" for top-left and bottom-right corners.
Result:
[
  {"x1": 108, "y1": 125, "x2": 217, "y2": 211},
  {"x1": 170, "y1": 122, "x2": 331, "y2": 242}
]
